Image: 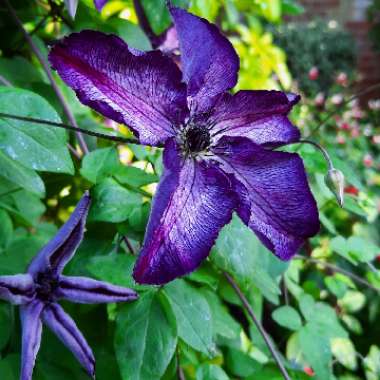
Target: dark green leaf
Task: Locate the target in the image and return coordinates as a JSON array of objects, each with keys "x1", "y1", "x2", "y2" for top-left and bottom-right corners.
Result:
[
  {"x1": 272, "y1": 305, "x2": 302, "y2": 331},
  {"x1": 0, "y1": 151, "x2": 44, "y2": 196},
  {"x1": 80, "y1": 147, "x2": 119, "y2": 184},
  {"x1": 0, "y1": 87, "x2": 73, "y2": 175},
  {"x1": 164, "y1": 279, "x2": 214, "y2": 355},
  {"x1": 115, "y1": 291, "x2": 177, "y2": 380},
  {"x1": 89, "y1": 178, "x2": 142, "y2": 223}
]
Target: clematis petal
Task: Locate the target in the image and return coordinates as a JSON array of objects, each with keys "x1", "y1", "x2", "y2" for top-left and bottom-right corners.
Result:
[
  {"x1": 94, "y1": 0, "x2": 107, "y2": 11},
  {"x1": 42, "y1": 303, "x2": 95, "y2": 378},
  {"x1": 49, "y1": 30, "x2": 188, "y2": 146},
  {"x1": 0, "y1": 274, "x2": 35, "y2": 305},
  {"x1": 28, "y1": 192, "x2": 90, "y2": 276},
  {"x1": 213, "y1": 136, "x2": 319, "y2": 260},
  {"x1": 57, "y1": 276, "x2": 138, "y2": 304},
  {"x1": 209, "y1": 90, "x2": 301, "y2": 147},
  {"x1": 170, "y1": 6, "x2": 239, "y2": 113},
  {"x1": 20, "y1": 300, "x2": 44, "y2": 380},
  {"x1": 133, "y1": 139, "x2": 236, "y2": 285}
]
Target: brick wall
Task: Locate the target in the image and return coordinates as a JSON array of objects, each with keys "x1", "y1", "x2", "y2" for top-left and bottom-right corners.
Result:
[{"x1": 292, "y1": 0, "x2": 380, "y2": 101}]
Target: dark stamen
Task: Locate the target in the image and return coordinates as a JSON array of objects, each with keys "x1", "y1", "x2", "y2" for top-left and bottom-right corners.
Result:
[
  {"x1": 36, "y1": 271, "x2": 59, "y2": 302},
  {"x1": 185, "y1": 125, "x2": 211, "y2": 153}
]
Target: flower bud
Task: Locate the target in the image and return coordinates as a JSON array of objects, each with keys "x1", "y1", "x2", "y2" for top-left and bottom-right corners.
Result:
[
  {"x1": 325, "y1": 168, "x2": 345, "y2": 207},
  {"x1": 308, "y1": 67, "x2": 319, "y2": 81}
]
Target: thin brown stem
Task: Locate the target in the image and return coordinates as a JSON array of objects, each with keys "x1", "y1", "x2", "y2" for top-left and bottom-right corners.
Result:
[
  {"x1": 294, "y1": 255, "x2": 380, "y2": 293},
  {"x1": 0, "y1": 112, "x2": 143, "y2": 145},
  {"x1": 133, "y1": 0, "x2": 160, "y2": 48},
  {"x1": 224, "y1": 272, "x2": 291, "y2": 380},
  {"x1": 3, "y1": 0, "x2": 89, "y2": 154},
  {"x1": 123, "y1": 237, "x2": 136, "y2": 255}
]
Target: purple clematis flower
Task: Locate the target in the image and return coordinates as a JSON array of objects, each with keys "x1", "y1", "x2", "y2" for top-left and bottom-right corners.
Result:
[
  {"x1": 48, "y1": 6, "x2": 319, "y2": 285},
  {"x1": 0, "y1": 192, "x2": 138, "y2": 380},
  {"x1": 93, "y1": 0, "x2": 108, "y2": 11}
]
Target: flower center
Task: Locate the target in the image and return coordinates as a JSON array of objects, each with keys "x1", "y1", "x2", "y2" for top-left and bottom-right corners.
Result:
[
  {"x1": 185, "y1": 125, "x2": 211, "y2": 153},
  {"x1": 36, "y1": 271, "x2": 59, "y2": 302}
]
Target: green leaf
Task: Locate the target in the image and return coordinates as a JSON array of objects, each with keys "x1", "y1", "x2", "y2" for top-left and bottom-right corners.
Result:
[
  {"x1": 0, "y1": 87, "x2": 73, "y2": 174},
  {"x1": 341, "y1": 314, "x2": 363, "y2": 335},
  {"x1": 115, "y1": 166, "x2": 158, "y2": 188},
  {"x1": 282, "y1": 0, "x2": 304, "y2": 16},
  {"x1": 1, "y1": 190, "x2": 46, "y2": 226},
  {"x1": 225, "y1": 348, "x2": 261, "y2": 377},
  {"x1": 0, "y1": 302, "x2": 12, "y2": 350},
  {"x1": 299, "y1": 293, "x2": 315, "y2": 321},
  {"x1": 164, "y1": 279, "x2": 214, "y2": 355},
  {"x1": 299, "y1": 325, "x2": 332, "y2": 380},
  {"x1": 202, "y1": 289, "x2": 240, "y2": 340},
  {"x1": 0, "y1": 151, "x2": 44, "y2": 197},
  {"x1": 331, "y1": 338, "x2": 357, "y2": 371},
  {"x1": 331, "y1": 236, "x2": 380, "y2": 264},
  {"x1": 196, "y1": 364, "x2": 230, "y2": 380},
  {"x1": 0, "y1": 356, "x2": 16, "y2": 380},
  {"x1": 141, "y1": 0, "x2": 188, "y2": 35},
  {"x1": 364, "y1": 345, "x2": 380, "y2": 380},
  {"x1": 115, "y1": 291, "x2": 177, "y2": 380},
  {"x1": 260, "y1": 0, "x2": 282, "y2": 22},
  {"x1": 89, "y1": 178, "x2": 142, "y2": 223},
  {"x1": 213, "y1": 214, "x2": 287, "y2": 303},
  {"x1": 80, "y1": 147, "x2": 119, "y2": 183},
  {"x1": 338, "y1": 290, "x2": 366, "y2": 313},
  {"x1": 86, "y1": 253, "x2": 136, "y2": 288},
  {"x1": 0, "y1": 56, "x2": 45, "y2": 87},
  {"x1": 0, "y1": 210, "x2": 12, "y2": 250},
  {"x1": 272, "y1": 306, "x2": 302, "y2": 331},
  {"x1": 325, "y1": 275, "x2": 347, "y2": 299}
]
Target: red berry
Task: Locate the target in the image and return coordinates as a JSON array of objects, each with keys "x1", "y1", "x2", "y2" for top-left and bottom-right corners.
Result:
[
  {"x1": 309, "y1": 67, "x2": 319, "y2": 81},
  {"x1": 336, "y1": 72, "x2": 348, "y2": 86},
  {"x1": 363, "y1": 154, "x2": 373, "y2": 168},
  {"x1": 344, "y1": 186, "x2": 359, "y2": 196},
  {"x1": 304, "y1": 366, "x2": 315, "y2": 376},
  {"x1": 340, "y1": 122, "x2": 350, "y2": 131},
  {"x1": 351, "y1": 128, "x2": 360, "y2": 138}
]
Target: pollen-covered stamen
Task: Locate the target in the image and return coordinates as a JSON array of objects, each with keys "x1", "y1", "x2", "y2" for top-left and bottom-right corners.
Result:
[
  {"x1": 185, "y1": 125, "x2": 211, "y2": 153},
  {"x1": 36, "y1": 271, "x2": 59, "y2": 302}
]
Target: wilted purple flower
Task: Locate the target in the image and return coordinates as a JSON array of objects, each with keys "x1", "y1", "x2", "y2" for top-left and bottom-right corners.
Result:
[
  {"x1": 0, "y1": 192, "x2": 137, "y2": 380},
  {"x1": 49, "y1": 6, "x2": 319, "y2": 285}
]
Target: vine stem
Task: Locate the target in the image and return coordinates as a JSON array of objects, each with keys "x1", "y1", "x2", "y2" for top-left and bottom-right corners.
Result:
[
  {"x1": 224, "y1": 272, "x2": 292, "y2": 380},
  {"x1": 176, "y1": 351, "x2": 186, "y2": 380},
  {"x1": 306, "y1": 81, "x2": 380, "y2": 138},
  {"x1": 0, "y1": 112, "x2": 144, "y2": 145},
  {"x1": 132, "y1": 0, "x2": 160, "y2": 48},
  {"x1": 294, "y1": 255, "x2": 380, "y2": 293},
  {"x1": 0, "y1": 75, "x2": 12, "y2": 87},
  {"x1": 3, "y1": 0, "x2": 89, "y2": 155}
]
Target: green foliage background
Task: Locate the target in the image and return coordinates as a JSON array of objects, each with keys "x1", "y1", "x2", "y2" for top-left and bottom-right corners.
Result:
[{"x1": 0, "y1": 1, "x2": 380, "y2": 380}]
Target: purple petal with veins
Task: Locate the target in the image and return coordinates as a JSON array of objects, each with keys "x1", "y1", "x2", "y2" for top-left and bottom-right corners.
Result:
[
  {"x1": 133, "y1": 139, "x2": 236, "y2": 285},
  {"x1": 208, "y1": 90, "x2": 301, "y2": 147},
  {"x1": 57, "y1": 276, "x2": 138, "y2": 304},
  {"x1": 170, "y1": 6, "x2": 239, "y2": 113},
  {"x1": 28, "y1": 192, "x2": 90, "y2": 277},
  {"x1": 49, "y1": 30, "x2": 188, "y2": 147},
  {"x1": 212, "y1": 136, "x2": 320, "y2": 260},
  {"x1": 0, "y1": 274, "x2": 35, "y2": 305},
  {"x1": 43, "y1": 303, "x2": 95, "y2": 378},
  {"x1": 20, "y1": 301, "x2": 44, "y2": 380}
]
